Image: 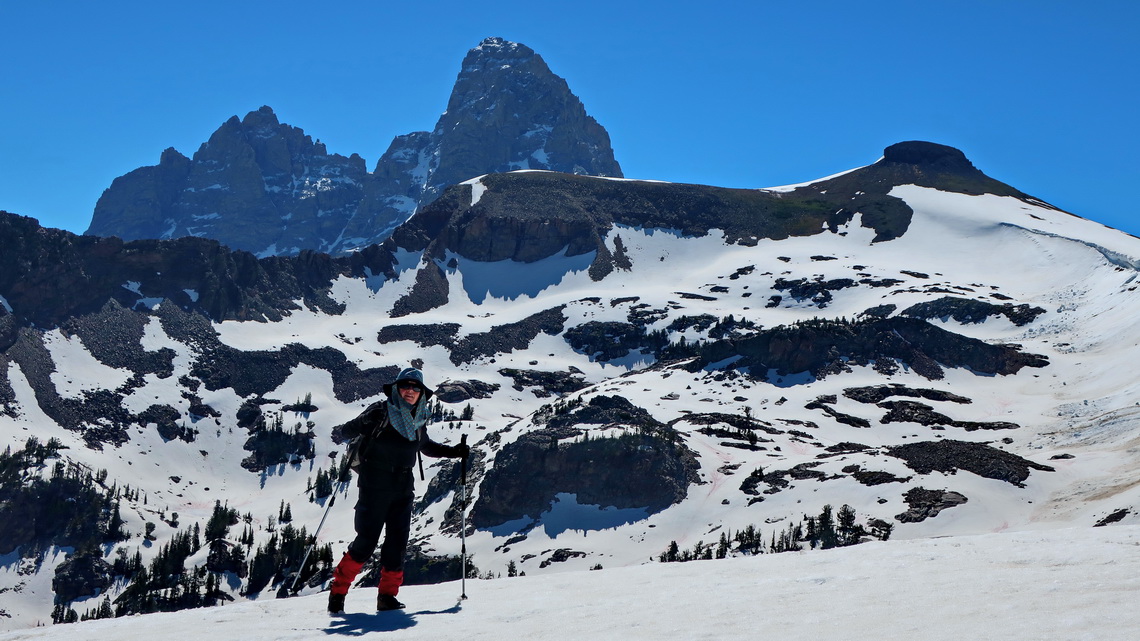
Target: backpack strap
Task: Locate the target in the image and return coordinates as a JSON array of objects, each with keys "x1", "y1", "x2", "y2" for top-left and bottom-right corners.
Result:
[{"x1": 347, "y1": 402, "x2": 389, "y2": 474}]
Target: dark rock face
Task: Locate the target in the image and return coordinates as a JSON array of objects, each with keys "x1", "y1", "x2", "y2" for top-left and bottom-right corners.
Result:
[
  {"x1": 1094, "y1": 508, "x2": 1130, "y2": 527},
  {"x1": 403, "y1": 171, "x2": 880, "y2": 273},
  {"x1": 805, "y1": 401, "x2": 872, "y2": 428},
  {"x1": 470, "y1": 396, "x2": 700, "y2": 529},
  {"x1": 693, "y1": 316, "x2": 1049, "y2": 382},
  {"x1": 845, "y1": 466, "x2": 911, "y2": 486},
  {"x1": 417, "y1": 450, "x2": 486, "y2": 535},
  {"x1": 895, "y1": 487, "x2": 969, "y2": 523},
  {"x1": 564, "y1": 321, "x2": 656, "y2": 362},
  {"x1": 882, "y1": 141, "x2": 974, "y2": 170},
  {"x1": 878, "y1": 400, "x2": 1020, "y2": 431},
  {"x1": 88, "y1": 106, "x2": 370, "y2": 256},
  {"x1": 901, "y1": 296, "x2": 1047, "y2": 327},
  {"x1": 843, "y1": 384, "x2": 972, "y2": 405},
  {"x1": 774, "y1": 277, "x2": 858, "y2": 308},
  {"x1": 740, "y1": 462, "x2": 837, "y2": 501},
  {"x1": 389, "y1": 261, "x2": 453, "y2": 319},
  {"x1": 498, "y1": 368, "x2": 588, "y2": 398},
  {"x1": 53, "y1": 553, "x2": 113, "y2": 603},
  {"x1": 3, "y1": 324, "x2": 138, "y2": 448},
  {"x1": 0, "y1": 211, "x2": 386, "y2": 330},
  {"x1": 415, "y1": 37, "x2": 622, "y2": 201},
  {"x1": 446, "y1": 306, "x2": 568, "y2": 365},
  {"x1": 190, "y1": 340, "x2": 391, "y2": 402},
  {"x1": 539, "y1": 549, "x2": 587, "y2": 568},
  {"x1": 887, "y1": 440, "x2": 1054, "y2": 487},
  {"x1": 433, "y1": 379, "x2": 501, "y2": 404},
  {"x1": 85, "y1": 38, "x2": 623, "y2": 256},
  {"x1": 377, "y1": 323, "x2": 462, "y2": 348}
]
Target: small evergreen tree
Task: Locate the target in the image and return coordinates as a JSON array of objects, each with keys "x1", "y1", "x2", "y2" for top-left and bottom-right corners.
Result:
[{"x1": 817, "y1": 505, "x2": 838, "y2": 549}]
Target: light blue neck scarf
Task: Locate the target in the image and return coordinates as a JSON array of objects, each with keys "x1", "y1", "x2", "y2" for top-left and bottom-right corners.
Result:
[{"x1": 387, "y1": 389, "x2": 426, "y2": 441}]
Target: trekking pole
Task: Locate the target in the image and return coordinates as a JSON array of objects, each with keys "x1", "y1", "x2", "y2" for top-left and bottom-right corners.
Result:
[
  {"x1": 459, "y1": 433, "x2": 469, "y2": 600},
  {"x1": 284, "y1": 442, "x2": 356, "y2": 597}
]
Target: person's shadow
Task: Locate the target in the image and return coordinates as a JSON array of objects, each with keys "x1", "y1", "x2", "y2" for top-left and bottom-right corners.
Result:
[{"x1": 325, "y1": 602, "x2": 462, "y2": 635}]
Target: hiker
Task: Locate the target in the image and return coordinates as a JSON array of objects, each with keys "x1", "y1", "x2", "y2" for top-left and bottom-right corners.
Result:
[{"x1": 327, "y1": 367, "x2": 469, "y2": 614}]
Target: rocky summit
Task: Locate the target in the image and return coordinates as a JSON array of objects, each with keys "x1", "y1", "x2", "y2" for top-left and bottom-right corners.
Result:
[{"x1": 85, "y1": 37, "x2": 622, "y2": 257}]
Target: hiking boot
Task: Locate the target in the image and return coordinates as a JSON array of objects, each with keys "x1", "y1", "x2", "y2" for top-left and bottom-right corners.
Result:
[
  {"x1": 376, "y1": 593, "x2": 405, "y2": 611},
  {"x1": 328, "y1": 592, "x2": 346, "y2": 614}
]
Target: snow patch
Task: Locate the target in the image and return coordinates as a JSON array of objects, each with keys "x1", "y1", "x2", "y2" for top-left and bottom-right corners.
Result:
[
  {"x1": 41, "y1": 329, "x2": 133, "y2": 399},
  {"x1": 462, "y1": 175, "x2": 489, "y2": 207},
  {"x1": 441, "y1": 247, "x2": 596, "y2": 304}
]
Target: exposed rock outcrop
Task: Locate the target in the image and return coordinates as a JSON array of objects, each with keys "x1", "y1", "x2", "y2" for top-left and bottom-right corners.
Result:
[
  {"x1": 692, "y1": 316, "x2": 1049, "y2": 382},
  {"x1": 901, "y1": 296, "x2": 1047, "y2": 327},
  {"x1": 887, "y1": 440, "x2": 1054, "y2": 487},
  {"x1": 878, "y1": 400, "x2": 1020, "y2": 431},
  {"x1": 895, "y1": 487, "x2": 969, "y2": 523},
  {"x1": 470, "y1": 396, "x2": 700, "y2": 529},
  {"x1": 52, "y1": 553, "x2": 113, "y2": 603},
  {"x1": 1, "y1": 211, "x2": 383, "y2": 330},
  {"x1": 433, "y1": 379, "x2": 501, "y2": 403}
]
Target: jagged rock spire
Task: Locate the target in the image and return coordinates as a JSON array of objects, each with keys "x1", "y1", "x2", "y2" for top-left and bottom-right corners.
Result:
[
  {"x1": 431, "y1": 37, "x2": 622, "y2": 191},
  {"x1": 339, "y1": 38, "x2": 623, "y2": 253},
  {"x1": 85, "y1": 39, "x2": 623, "y2": 257}
]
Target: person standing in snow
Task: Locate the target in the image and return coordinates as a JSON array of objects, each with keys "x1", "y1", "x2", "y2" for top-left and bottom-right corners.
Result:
[{"x1": 327, "y1": 367, "x2": 469, "y2": 614}]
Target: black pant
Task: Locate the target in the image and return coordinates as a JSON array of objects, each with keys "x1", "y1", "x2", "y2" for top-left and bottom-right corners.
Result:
[{"x1": 346, "y1": 473, "x2": 414, "y2": 571}]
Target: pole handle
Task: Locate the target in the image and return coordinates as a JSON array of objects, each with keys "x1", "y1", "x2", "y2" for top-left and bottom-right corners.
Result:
[{"x1": 459, "y1": 433, "x2": 468, "y2": 481}]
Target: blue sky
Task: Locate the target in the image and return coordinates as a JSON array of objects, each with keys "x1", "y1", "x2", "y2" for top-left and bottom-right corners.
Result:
[{"x1": 3, "y1": 1, "x2": 1137, "y2": 237}]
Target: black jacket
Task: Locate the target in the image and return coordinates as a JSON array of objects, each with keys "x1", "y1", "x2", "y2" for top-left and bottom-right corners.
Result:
[{"x1": 340, "y1": 401, "x2": 456, "y2": 488}]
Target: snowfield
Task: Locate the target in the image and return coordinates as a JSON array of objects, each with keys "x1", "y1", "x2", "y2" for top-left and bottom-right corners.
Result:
[{"x1": 2, "y1": 525, "x2": 1137, "y2": 640}]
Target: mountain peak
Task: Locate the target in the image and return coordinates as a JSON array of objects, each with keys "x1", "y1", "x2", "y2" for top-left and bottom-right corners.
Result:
[
  {"x1": 882, "y1": 141, "x2": 976, "y2": 173},
  {"x1": 240, "y1": 105, "x2": 281, "y2": 129},
  {"x1": 465, "y1": 36, "x2": 537, "y2": 66},
  {"x1": 84, "y1": 39, "x2": 622, "y2": 256}
]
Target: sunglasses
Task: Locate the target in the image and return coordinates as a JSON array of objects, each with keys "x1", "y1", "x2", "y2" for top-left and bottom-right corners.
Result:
[{"x1": 396, "y1": 382, "x2": 422, "y2": 392}]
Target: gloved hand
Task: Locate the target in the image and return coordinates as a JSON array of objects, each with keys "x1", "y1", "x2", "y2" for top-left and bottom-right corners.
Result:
[{"x1": 450, "y1": 442, "x2": 470, "y2": 460}]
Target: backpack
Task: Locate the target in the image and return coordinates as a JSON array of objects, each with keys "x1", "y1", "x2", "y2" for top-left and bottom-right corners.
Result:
[
  {"x1": 347, "y1": 433, "x2": 367, "y2": 474},
  {"x1": 343, "y1": 402, "x2": 386, "y2": 475},
  {"x1": 342, "y1": 403, "x2": 425, "y2": 480}
]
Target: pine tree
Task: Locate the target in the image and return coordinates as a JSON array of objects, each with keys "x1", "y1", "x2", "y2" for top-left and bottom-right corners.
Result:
[
  {"x1": 836, "y1": 504, "x2": 862, "y2": 546},
  {"x1": 817, "y1": 505, "x2": 838, "y2": 549},
  {"x1": 805, "y1": 516, "x2": 819, "y2": 549},
  {"x1": 105, "y1": 502, "x2": 127, "y2": 541},
  {"x1": 717, "y1": 532, "x2": 730, "y2": 559}
]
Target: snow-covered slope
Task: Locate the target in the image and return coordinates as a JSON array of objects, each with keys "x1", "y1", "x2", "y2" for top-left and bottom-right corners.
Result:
[
  {"x1": 3, "y1": 163, "x2": 1139, "y2": 631},
  {"x1": 2, "y1": 525, "x2": 1137, "y2": 640}
]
